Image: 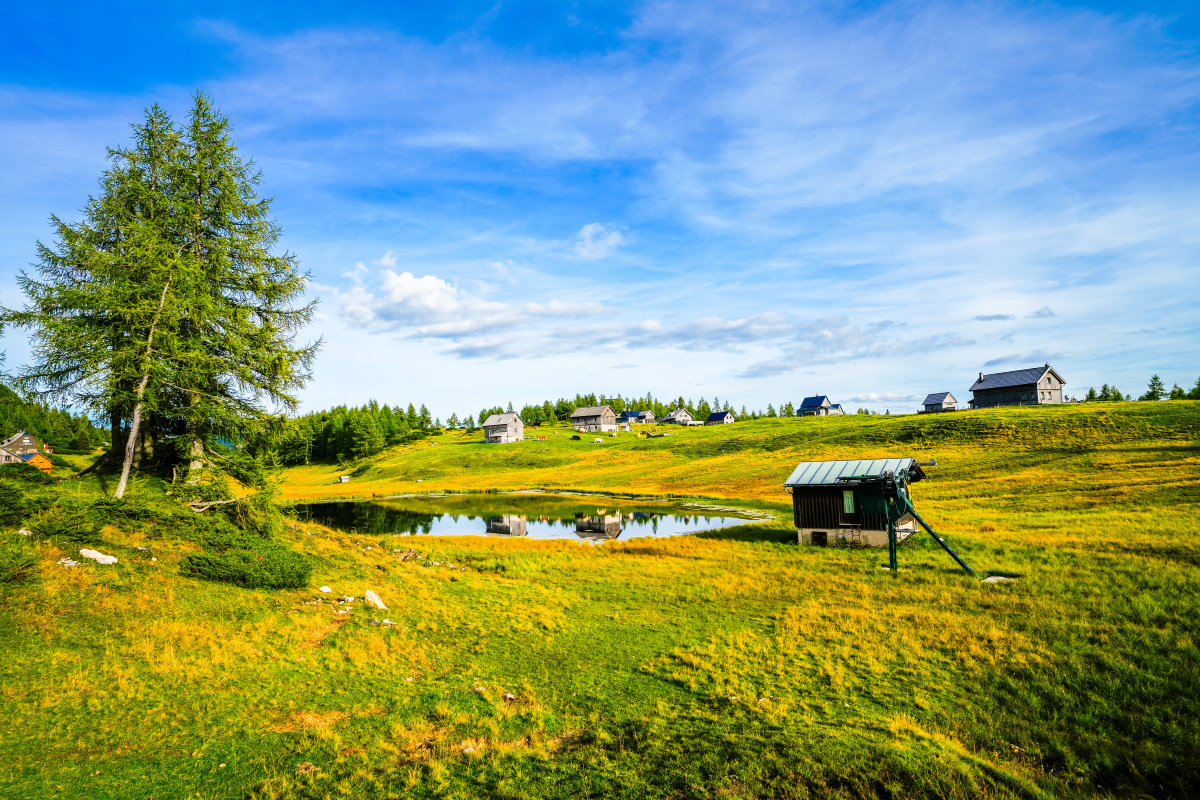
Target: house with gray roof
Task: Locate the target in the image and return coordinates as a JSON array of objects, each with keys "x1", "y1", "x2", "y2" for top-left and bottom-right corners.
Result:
[
  {"x1": 662, "y1": 408, "x2": 694, "y2": 425},
  {"x1": 969, "y1": 364, "x2": 1065, "y2": 409},
  {"x1": 920, "y1": 392, "x2": 957, "y2": 413},
  {"x1": 570, "y1": 405, "x2": 617, "y2": 432},
  {"x1": 2, "y1": 430, "x2": 42, "y2": 454},
  {"x1": 482, "y1": 412, "x2": 524, "y2": 443}
]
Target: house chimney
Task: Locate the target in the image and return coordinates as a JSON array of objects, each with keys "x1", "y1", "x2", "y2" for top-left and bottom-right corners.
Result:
[{"x1": 979, "y1": 371, "x2": 983, "y2": 381}]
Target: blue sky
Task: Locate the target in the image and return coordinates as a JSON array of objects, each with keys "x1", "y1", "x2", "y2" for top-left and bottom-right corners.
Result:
[{"x1": 2, "y1": 1, "x2": 1199, "y2": 416}]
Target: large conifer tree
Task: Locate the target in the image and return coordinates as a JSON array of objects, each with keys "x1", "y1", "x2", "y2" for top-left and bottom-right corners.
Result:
[{"x1": 6, "y1": 94, "x2": 319, "y2": 498}]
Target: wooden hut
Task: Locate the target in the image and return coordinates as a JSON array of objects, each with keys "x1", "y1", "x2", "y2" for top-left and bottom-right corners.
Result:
[
  {"x1": 17, "y1": 451, "x2": 52, "y2": 475},
  {"x1": 920, "y1": 392, "x2": 957, "y2": 413},
  {"x1": 482, "y1": 412, "x2": 525, "y2": 443},
  {"x1": 570, "y1": 405, "x2": 617, "y2": 432},
  {"x1": 783, "y1": 458, "x2": 925, "y2": 547}
]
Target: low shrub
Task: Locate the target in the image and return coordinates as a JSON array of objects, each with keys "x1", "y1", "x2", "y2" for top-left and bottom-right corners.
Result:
[
  {"x1": 0, "y1": 464, "x2": 52, "y2": 485},
  {"x1": 32, "y1": 507, "x2": 103, "y2": 546},
  {"x1": 0, "y1": 483, "x2": 26, "y2": 526},
  {"x1": 0, "y1": 541, "x2": 37, "y2": 586},
  {"x1": 180, "y1": 545, "x2": 311, "y2": 589}
]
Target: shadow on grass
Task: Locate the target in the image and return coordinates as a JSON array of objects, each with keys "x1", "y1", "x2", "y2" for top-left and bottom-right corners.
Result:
[{"x1": 694, "y1": 523, "x2": 796, "y2": 544}]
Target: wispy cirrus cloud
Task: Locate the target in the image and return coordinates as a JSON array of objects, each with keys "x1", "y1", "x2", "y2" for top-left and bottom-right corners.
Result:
[
  {"x1": 574, "y1": 223, "x2": 626, "y2": 259},
  {"x1": 984, "y1": 350, "x2": 1063, "y2": 368}
]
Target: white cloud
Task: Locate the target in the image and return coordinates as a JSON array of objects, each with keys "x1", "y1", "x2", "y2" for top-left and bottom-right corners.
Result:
[
  {"x1": 574, "y1": 223, "x2": 626, "y2": 259},
  {"x1": 336, "y1": 266, "x2": 605, "y2": 346},
  {"x1": 375, "y1": 250, "x2": 398, "y2": 267},
  {"x1": 1028, "y1": 306, "x2": 1056, "y2": 318}
]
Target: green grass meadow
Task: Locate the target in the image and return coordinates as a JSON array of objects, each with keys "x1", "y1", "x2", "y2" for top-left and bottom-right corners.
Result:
[{"x1": 0, "y1": 402, "x2": 1198, "y2": 799}]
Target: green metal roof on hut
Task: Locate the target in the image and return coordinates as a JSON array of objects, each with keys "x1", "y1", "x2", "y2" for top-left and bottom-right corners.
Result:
[{"x1": 783, "y1": 458, "x2": 926, "y2": 487}]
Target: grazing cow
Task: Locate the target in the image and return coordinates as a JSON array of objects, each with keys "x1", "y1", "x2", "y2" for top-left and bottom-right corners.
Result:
[
  {"x1": 536, "y1": 435, "x2": 547, "y2": 441},
  {"x1": 593, "y1": 438, "x2": 603, "y2": 443}
]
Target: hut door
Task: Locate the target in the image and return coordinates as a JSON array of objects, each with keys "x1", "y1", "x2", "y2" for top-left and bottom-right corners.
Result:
[{"x1": 839, "y1": 490, "x2": 860, "y2": 525}]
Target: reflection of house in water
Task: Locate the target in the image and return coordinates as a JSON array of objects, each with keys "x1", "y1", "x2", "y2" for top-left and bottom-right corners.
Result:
[
  {"x1": 575, "y1": 514, "x2": 623, "y2": 540},
  {"x1": 485, "y1": 515, "x2": 528, "y2": 536}
]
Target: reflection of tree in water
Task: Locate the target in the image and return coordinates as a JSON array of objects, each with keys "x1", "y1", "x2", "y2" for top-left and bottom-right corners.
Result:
[{"x1": 298, "y1": 502, "x2": 436, "y2": 535}]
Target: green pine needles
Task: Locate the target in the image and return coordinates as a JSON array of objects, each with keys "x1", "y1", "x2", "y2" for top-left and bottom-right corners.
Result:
[{"x1": 5, "y1": 93, "x2": 321, "y2": 498}]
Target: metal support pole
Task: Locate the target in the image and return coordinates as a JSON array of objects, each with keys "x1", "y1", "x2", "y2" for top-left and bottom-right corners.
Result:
[
  {"x1": 887, "y1": 503, "x2": 898, "y2": 572},
  {"x1": 908, "y1": 507, "x2": 975, "y2": 577}
]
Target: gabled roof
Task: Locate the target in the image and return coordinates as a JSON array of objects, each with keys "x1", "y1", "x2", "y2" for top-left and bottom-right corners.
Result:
[
  {"x1": 663, "y1": 408, "x2": 691, "y2": 419},
  {"x1": 482, "y1": 413, "x2": 522, "y2": 427},
  {"x1": 799, "y1": 396, "x2": 831, "y2": 409},
  {"x1": 571, "y1": 405, "x2": 613, "y2": 418},
  {"x1": 1, "y1": 430, "x2": 34, "y2": 448},
  {"x1": 922, "y1": 392, "x2": 955, "y2": 405},
  {"x1": 783, "y1": 458, "x2": 925, "y2": 487},
  {"x1": 970, "y1": 364, "x2": 1065, "y2": 392},
  {"x1": 706, "y1": 411, "x2": 734, "y2": 421},
  {"x1": 17, "y1": 451, "x2": 49, "y2": 463}
]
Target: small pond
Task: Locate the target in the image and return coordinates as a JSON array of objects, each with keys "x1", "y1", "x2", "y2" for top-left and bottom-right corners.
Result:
[{"x1": 293, "y1": 494, "x2": 758, "y2": 542}]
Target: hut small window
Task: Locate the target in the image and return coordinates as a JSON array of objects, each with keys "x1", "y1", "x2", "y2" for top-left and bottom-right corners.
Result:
[{"x1": 842, "y1": 490, "x2": 855, "y2": 513}]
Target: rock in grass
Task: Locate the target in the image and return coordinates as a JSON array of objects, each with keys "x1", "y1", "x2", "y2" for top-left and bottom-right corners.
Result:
[
  {"x1": 983, "y1": 576, "x2": 1016, "y2": 584},
  {"x1": 79, "y1": 548, "x2": 118, "y2": 565},
  {"x1": 364, "y1": 589, "x2": 387, "y2": 610},
  {"x1": 319, "y1": 586, "x2": 331, "y2": 593}
]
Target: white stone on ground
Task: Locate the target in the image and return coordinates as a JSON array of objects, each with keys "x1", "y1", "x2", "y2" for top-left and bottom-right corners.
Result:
[
  {"x1": 319, "y1": 586, "x2": 331, "y2": 593},
  {"x1": 364, "y1": 589, "x2": 387, "y2": 610},
  {"x1": 79, "y1": 548, "x2": 118, "y2": 565}
]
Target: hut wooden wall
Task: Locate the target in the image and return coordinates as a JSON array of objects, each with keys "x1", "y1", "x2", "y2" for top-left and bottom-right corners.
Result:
[{"x1": 791, "y1": 487, "x2": 888, "y2": 530}]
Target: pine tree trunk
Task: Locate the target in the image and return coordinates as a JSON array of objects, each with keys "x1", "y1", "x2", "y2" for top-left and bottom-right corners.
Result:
[
  {"x1": 187, "y1": 435, "x2": 204, "y2": 483},
  {"x1": 110, "y1": 407, "x2": 122, "y2": 458},
  {"x1": 114, "y1": 277, "x2": 173, "y2": 499}
]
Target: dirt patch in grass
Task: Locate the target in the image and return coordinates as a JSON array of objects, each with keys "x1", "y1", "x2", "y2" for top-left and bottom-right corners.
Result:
[
  {"x1": 274, "y1": 710, "x2": 349, "y2": 733},
  {"x1": 300, "y1": 616, "x2": 352, "y2": 648}
]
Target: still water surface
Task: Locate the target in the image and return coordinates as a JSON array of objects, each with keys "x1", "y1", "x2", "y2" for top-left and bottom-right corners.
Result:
[{"x1": 295, "y1": 495, "x2": 752, "y2": 542}]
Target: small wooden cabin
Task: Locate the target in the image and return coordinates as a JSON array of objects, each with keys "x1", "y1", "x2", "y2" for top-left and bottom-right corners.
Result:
[
  {"x1": 784, "y1": 458, "x2": 924, "y2": 547},
  {"x1": 482, "y1": 412, "x2": 525, "y2": 443},
  {"x1": 921, "y1": 392, "x2": 957, "y2": 413},
  {"x1": 17, "y1": 451, "x2": 52, "y2": 475},
  {"x1": 571, "y1": 405, "x2": 617, "y2": 432}
]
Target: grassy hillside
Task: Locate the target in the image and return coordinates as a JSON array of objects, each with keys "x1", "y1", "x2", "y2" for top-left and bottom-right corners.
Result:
[{"x1": 0, "y1": 402, "x2": 1197, "y2": 799}]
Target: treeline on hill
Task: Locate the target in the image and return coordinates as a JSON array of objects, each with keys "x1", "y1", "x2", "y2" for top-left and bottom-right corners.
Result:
[{"x1": 0, "y1": 385, "x2": 108, "y2": 454}]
